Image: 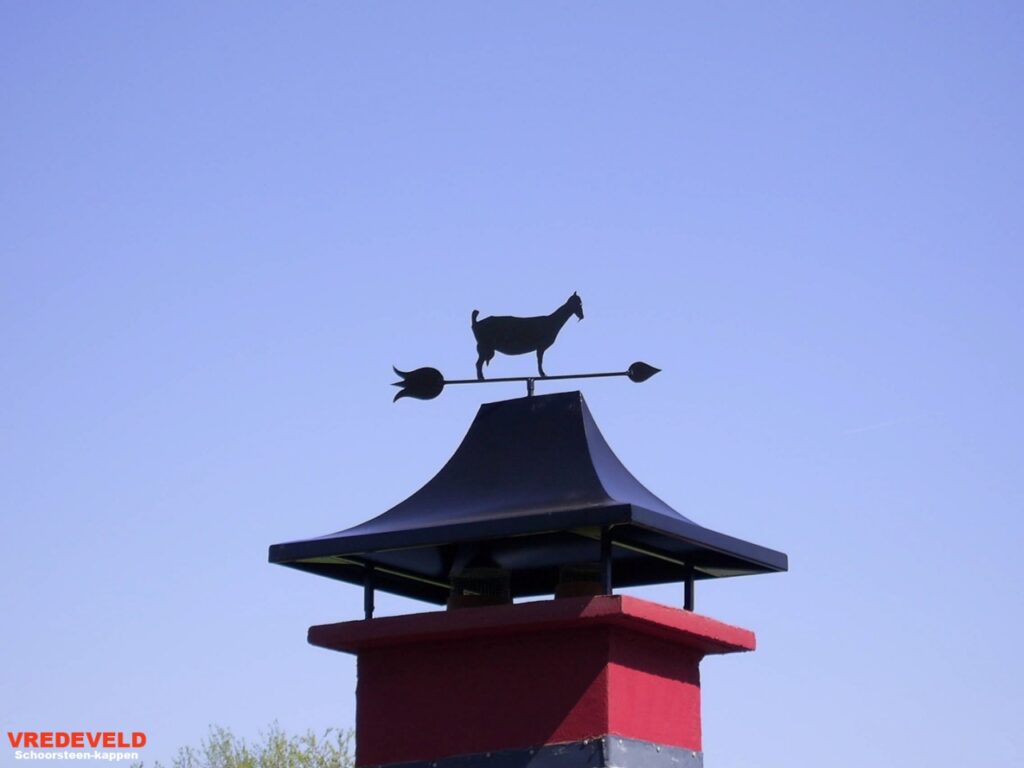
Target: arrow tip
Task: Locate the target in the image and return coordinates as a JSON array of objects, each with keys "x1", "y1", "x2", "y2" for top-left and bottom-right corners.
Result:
[{"x1": 627, "y1": 362, "x2": 661, "y2": 383}]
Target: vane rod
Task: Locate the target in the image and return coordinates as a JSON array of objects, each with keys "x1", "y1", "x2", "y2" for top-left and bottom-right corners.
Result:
[
  {"x1": 391, "y1": 362, "x2": 659, "y2": 401},
  {"x1": 443, "y1": 370, "x2": 628, "y2": 385}
]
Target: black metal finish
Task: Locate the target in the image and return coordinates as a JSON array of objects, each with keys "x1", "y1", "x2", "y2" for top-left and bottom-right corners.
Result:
[
  {"x1": 472, "y1": 292, "x2": 584, "y2": 380},
  {"x1": 684, "y1": 567, "x2": 695, "y2": 612},
  {"x1": 391, "y1": 366, "x2": 444, "y2": 402},
  {"x1": 627, "y1": 361, "x2": 660, "y2": 383},
  {"x1": 269, "y1": 391, "x2": 788, "y2": 605},
  {"x1": 364, "y1": 564, "x2": 375, "y2": 620},
  {"x1": 600, "y1": 527, "x2": 613, "y2": 595},
  {"x1": 362, "y1": 736, "x2": 702, "y2": 768},
  {"x1": 392, "y1": 362, "x2": 660, "y2": 401},
  {"x1": 393, "y1": 294, "x2": 658, "y2": 401}
]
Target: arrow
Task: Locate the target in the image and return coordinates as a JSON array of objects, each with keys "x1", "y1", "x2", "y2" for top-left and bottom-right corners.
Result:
[{"x1": 392, "y1": 362, "x2": 660, "y2": 402}]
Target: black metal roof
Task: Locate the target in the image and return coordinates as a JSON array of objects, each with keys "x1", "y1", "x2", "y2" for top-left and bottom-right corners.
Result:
[{"x1": 268, "y1": 391, "x2": 787, "y2": 604}]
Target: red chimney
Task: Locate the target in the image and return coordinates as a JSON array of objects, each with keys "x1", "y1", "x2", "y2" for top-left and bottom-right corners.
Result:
[
  {"x1": 270, "y1": 392, "x2": 786, "y2": 768},
  {"x1": 311, "y1": 595, "x2": 754, "y2": 768}
]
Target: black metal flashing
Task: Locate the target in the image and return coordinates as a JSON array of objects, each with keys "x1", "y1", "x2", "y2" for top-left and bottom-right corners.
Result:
[
  {"x1": 269, "y1": 391, "x2": 787, "y2": 604},
  {"x1": 359, "y1": 736, "x2": 703, "y2": 768}
]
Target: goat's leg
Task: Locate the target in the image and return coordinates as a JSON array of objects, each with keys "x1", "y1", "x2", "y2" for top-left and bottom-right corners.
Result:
[
  {"x1": 476, "y1": 344, "x2": 493, "y2": 381},
  {"x1": 537, "y1": 348, "x2": 546, "y2": 378}
]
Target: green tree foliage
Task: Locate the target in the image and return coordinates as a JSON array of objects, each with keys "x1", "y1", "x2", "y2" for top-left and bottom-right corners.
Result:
[{"x1": 138, "y1": 724, "x2": 354, "y2": 768}]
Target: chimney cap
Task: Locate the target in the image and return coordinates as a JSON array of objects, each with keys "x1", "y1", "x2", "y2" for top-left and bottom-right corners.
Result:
[{"x1": 268, "y1": 391, "x2": 787, "y2": 604}]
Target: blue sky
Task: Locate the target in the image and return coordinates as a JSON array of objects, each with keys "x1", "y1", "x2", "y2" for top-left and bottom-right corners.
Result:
[{"x1": 2, "y1": 3, "x2": 1022, "y2": 767}]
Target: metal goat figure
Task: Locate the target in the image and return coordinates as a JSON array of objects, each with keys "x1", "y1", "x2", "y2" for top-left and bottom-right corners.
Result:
[{"x1": 471, "y1": 292, "x2": 584, "y2": 380}]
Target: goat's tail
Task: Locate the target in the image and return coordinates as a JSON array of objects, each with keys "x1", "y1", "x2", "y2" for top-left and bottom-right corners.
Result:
[{"x1": 471, "y1": 309, "x2": 480, "y2": 327}]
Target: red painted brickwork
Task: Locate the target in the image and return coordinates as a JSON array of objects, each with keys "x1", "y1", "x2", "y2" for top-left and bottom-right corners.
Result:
[{"x1": 308, "y1": 595, "x2": 755, "y2": 766}]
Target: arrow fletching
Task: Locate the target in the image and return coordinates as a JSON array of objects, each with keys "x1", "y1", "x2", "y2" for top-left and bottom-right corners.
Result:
[{"x1": 392, "y1": 366, "x2": 446, "y2": 401}]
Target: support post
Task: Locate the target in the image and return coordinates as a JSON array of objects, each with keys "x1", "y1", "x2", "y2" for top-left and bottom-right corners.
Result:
[
  {"x1": 600, "y1": 527, "x2": 613, "y2": 595},
  {"x1": 364, "y1": 564, "x2": 375, "y2": 620},
  {"x1": 683, "y1": 567, "x2": 695, "y2": 612}
]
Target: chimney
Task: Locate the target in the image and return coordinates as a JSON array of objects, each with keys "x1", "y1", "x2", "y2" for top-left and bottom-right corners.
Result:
[{"x1": 270, "y1": 392, "x2": 787, "y2": 768}]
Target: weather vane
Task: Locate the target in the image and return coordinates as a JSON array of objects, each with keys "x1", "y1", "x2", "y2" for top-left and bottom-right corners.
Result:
[{"x1": 392, "y1": 292, "x2": 660, "y2": 401}]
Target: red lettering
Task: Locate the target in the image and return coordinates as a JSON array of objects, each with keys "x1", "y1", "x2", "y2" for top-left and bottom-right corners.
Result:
[{"x1": 4, "y1": 729, "x2": 145, "y2": 752}]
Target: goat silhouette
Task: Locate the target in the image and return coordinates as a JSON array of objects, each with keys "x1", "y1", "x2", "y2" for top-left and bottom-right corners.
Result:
[{"x1": 471, "y1": 293, "x2": 584, "y2": 380}]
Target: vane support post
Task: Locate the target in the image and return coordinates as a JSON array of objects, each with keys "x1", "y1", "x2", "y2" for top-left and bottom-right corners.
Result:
[
  {"x1": 684, "y1": 567, "x2": 695, "y2": 612},
  {"x1": 600, "y1": 526, "x2": 613, "y2": 595},
  {"x1": 364, "y1": 564, "x2": 376, "y2": 620}
]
